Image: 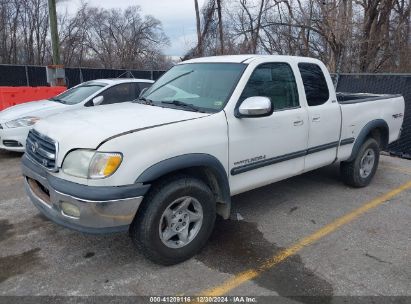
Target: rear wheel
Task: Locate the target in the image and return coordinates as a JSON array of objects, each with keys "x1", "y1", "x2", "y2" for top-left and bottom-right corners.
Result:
[
  {"x1": 340, "y1": 138, "x2": 380, "y2": 187},
  {"x1": 130, "y1": 175, "x2": 216, "y2": 265}
]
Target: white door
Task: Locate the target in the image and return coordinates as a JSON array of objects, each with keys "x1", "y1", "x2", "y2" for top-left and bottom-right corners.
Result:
[
  {"x1": 298, "y1": 62, "x2": 341, "y2": 171},
  {"x1": 227, "y1": 62, "x2": 309, "y2": 195}
]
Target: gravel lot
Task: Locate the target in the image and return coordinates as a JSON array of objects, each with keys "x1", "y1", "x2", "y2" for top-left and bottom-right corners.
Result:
[{"x1": 0, "y1": 149, "x2": 410, "y2": 301}]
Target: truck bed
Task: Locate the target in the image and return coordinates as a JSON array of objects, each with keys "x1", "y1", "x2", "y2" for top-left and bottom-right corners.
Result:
[
  {"x1": 336, "y1": 93, "x2": 404, "y2": 162},
  {"x1": 337, "y1": 92, "x2": 402, "y2": 104}
]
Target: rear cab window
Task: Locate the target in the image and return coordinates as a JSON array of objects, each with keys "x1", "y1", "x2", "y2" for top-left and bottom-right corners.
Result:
[{"x1": 298, "y1": 63, "x2": 329, "y2": 106}]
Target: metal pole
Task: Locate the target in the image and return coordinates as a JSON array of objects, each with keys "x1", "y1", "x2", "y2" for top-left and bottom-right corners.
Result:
[
  {"x1": 334, "y1": 49, "x2": 343, "y2": 89},
  {"x1": 25, "y1": 65, "x2": 30, "y2": 86},
  {"x1": 48, "y1": 0, "x2": 60, "y2": 65}
]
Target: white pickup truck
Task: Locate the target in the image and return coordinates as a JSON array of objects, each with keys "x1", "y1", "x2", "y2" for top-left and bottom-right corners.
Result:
[{"x1": 22, "y1": 55, "x2": 405, "y2": 265}]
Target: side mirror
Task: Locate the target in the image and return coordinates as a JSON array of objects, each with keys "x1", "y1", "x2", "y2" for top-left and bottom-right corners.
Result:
[
  {"x1": 92, "y1": 96, "x2": 104, "y2": 106},
  {"x1": 139, "y1": 88, "x2": 148, "y2": 98},
  {"x1": 237, "y1": 96, "x2": 272, "y2": 118}
]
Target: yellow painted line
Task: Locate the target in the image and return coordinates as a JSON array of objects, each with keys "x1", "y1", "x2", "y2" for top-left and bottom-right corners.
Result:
[
  {"x1": 198, "y1": 180, "x2": 411, "y2": 296},
  {"x1": 380, "y1": 164, "x2": 411, "y2": 175}
]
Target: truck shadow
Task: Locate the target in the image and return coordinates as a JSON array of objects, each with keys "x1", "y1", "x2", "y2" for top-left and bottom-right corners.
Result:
[
  {"x1": 196, "y1": 218, "x2": 333, "y2": 303},
  {"x1": 0, "y1": 248, "x2": 42, "y2": 284},
  {"x1": 194, "y1": 166, "x2": 341, "y2": 300},
  {"x1": 228, "y1": 164, "x2": 342, "y2": 216}
]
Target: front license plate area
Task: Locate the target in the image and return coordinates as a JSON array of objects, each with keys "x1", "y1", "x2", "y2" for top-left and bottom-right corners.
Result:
[{"x1": 27, "y1": 178, "x2": 52, "y2": 207}]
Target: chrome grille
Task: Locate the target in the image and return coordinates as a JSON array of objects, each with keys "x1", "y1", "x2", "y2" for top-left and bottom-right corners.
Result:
[{"x1": 26, "y1": 129, "x2": 57, "y2": 170}]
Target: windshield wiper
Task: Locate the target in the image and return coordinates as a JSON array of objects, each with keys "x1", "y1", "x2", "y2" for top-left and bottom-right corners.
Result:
[
  {"x1": 49, "y1": 97, "x2": 66, "y2": 104},
  {"x1": 133, "y1": 96, "x2": 154, "y2": 105},
  {"x1": 161, "y1": 100, "x2": 205, "y2": 113}
]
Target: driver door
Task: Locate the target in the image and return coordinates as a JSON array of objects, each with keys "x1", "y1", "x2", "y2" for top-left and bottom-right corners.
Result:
[{"x1": 227, "y1": 62, "x2": 309, "y2": 195}]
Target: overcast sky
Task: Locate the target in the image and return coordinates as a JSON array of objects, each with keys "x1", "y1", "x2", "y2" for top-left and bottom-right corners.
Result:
[{"x1": 57, "y1": 0, "x2": 206, "y2": 57}]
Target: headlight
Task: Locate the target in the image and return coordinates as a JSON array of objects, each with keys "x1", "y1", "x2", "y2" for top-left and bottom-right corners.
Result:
[
  {"x1": 5, "y1": 116, "x2": 40, "y2": 128},
  {"x1": 62, "y1": 150, "x2": 122, "y2": 179},
  {"x1": 62, "y1": 150, "x2": 95, "y2": 178}
]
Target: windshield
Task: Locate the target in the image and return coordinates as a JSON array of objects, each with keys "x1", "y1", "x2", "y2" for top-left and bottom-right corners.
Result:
[
  {"x1": 142, "y1": 63, "x2": 246, "y2": 112},
  {"x1": 50, "y1": 82, "x2": 107, "y2": 105}
]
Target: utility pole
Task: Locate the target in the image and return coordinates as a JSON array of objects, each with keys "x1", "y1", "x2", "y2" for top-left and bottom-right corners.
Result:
[
  {"x1": 194, "y1": 0, "x2": 202, "y2": 56},
  {"x1": 216, "y1": 0, "x2": 224, "y2": 55},
  {"x1": 46, "y1": 0, "x2": 65, "y2": 86},
  {"x1": 48, "y1": 0, "x2": 60, "y2": 65}
]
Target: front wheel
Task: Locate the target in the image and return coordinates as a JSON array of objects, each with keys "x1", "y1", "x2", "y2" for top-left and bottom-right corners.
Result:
[
  {"x1": 340, "y1": 138, "x2": 380, "y2": 187},
  {"x1": 130, "y1": 175, "x2": 216, "y2": 265}
]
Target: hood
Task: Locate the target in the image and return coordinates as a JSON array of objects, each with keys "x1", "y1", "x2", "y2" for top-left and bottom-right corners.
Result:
[
  {"x1": 34, "y1": 102, "x2": 209, "y2": 155},
  {"x1": 0, "y1": 99, "x2": 67, "y2": 122}
]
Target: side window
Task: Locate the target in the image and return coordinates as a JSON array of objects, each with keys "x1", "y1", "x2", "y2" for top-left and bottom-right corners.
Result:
[
  {"x1": 99, "y1": 83, "x2": 136, "y2": 105},
  {"x1": 298, "y1": 63, "x2": 329, "y2": 106},
  {"x1": 240, "y1": 63, "x2": 299, "y2": 111}
]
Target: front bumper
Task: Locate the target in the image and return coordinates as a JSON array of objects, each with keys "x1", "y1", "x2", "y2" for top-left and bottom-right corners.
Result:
[
  {"x1": 22, "y1": 154, "x2": 150, "y2": 234},
  {"x1": 0, "y1": 124, "x2": 30, "y2": 152}
]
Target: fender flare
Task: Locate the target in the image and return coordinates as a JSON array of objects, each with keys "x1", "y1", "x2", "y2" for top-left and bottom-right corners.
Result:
[
  {"x1": 347, "y1": 119, "x2": 389, "y2": 162},
  {"x1": 135, "y1": 153, "x2": 231, "y2": 218}
]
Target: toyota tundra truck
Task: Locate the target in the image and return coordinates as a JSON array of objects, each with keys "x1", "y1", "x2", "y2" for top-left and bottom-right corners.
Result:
[{"x1": 22, "y1": 55, "x2": 405, "y2": 265}]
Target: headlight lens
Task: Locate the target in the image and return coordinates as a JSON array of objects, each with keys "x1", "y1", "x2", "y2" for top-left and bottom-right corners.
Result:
[
  {"x1": 62, "y1": 150, "x2": 122, "y2": 179},
  {"x1": 5, "y1": 116, "x2": 40, "y2": 128},
  {"x1": 62, "y1": 150, "x2": 95, "y2": 178}
]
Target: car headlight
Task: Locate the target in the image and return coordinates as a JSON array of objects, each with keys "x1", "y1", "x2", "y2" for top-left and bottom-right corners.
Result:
[
  {"x1": 5, "y1": 116, "x2": 40, "y2": 128},
  {"x1": 62, "y1": 150, "x2": 122, "y2": 179}
]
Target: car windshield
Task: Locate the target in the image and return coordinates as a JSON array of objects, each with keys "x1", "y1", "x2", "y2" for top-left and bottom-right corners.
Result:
[
  {"x1": 50, "y1": 82, "x2": 107, "y2": 105},
  {"x1": 141, "y1": 63, "x2": 246, "y2": 112}
]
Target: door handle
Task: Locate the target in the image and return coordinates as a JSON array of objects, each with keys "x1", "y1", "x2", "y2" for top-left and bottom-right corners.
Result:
[
  {"x1": 293, "y1": 120, "x2": 304, "y2": 126},
  {"x1": 312, "y1": 116, "x2": 321, "y2": 122}
]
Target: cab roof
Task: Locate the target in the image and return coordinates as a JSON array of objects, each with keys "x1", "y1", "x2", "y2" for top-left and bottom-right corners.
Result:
[
  {"x1": 88, "y1": 78, "x2": 154, "y2": 86},
  {"x1": 181, "y1": 54, "x2": 323, "y2": 65}
]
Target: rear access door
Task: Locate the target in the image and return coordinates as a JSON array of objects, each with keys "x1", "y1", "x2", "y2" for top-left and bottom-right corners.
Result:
[{"x1": 297, "y1": 62, "x2": 341, "y2": 171}]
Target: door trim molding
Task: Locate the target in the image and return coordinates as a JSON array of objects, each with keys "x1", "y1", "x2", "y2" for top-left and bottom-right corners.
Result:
[
  {"x1": 230, "y1": 137, "x2": 355, "y2": 175},
  {"x1": 340, "y1": 137, "x2": 355, "y2": 145},
  {"x1": 306, "y1": 141, "x2": 339, "y2": 154}
]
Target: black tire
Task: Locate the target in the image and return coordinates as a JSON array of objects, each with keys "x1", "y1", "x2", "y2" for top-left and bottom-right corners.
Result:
[
  {"x1": 340, "y1": 138, "x2": 380, "y2": 187},
  {"x1": 130, "y1": 175, "x2": 216, "y2": 265}
]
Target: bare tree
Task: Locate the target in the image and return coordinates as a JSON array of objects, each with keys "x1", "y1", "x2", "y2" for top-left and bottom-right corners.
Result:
[
  {"x1": 0, "y1": 0, "x2": 172, "y2": 69},
  {"x1": 1, "y1": 0, "x2": 409, "y2": 72},
  {"x1": 214, "y1": 0, "x2": 410, "y2": 73},
  {"x1": 185, "y1": 0, "x2": 217, "y2": 60}
]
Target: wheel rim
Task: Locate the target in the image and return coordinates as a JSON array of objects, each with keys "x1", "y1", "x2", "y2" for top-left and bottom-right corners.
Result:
[
  {"x1": 359, "y1": 148, "x2": 375, "y2": 178},
  {"x1": 159, "y1": 196, "x2": 204, "y2": 249}
]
